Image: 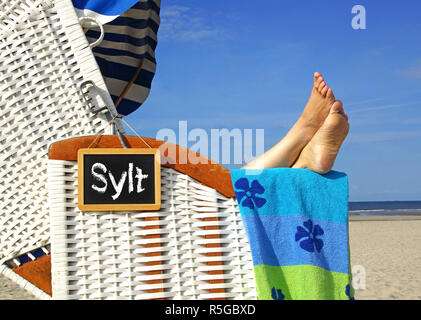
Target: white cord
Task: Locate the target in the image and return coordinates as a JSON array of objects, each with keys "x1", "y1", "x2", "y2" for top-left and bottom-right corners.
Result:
[
  {"x1": 79, "y1": 16, "x2": 104, "y2": 48},
  {"x1": 121, "y1": 118, "x2": 153, "y2": 148}
]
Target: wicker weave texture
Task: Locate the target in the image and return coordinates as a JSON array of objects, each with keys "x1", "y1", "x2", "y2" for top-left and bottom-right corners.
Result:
[
  {"x1": 48, "y1": 160, "x2": 257, "y2": 300},
  {"x1": 0, "y1": 0, "x2": 113, "y2": 263}
]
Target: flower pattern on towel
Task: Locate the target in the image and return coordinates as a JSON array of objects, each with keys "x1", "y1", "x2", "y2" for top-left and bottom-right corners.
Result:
[
  {"x1": 271, "y1": 287, "x2": 285, "y2": 300},
  {"x1": 234, "y1": 178, "x2": 267, "y2": 209},
  {"x1": 295, "y1": 219, "x2": 324, "y2": 253},
  {"x1": 345, "y1": 284, "x2": 355, "y2": 300}
]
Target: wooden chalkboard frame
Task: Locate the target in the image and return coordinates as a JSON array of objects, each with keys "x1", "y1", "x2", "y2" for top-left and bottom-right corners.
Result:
[{"x1": 77, "y1": 148, "x2": 161, "y2": 212}]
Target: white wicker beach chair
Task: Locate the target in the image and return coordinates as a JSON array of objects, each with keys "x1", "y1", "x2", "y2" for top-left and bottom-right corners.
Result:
[
  {"x1": 0, "y1": 0, "x2": 124, "y2": 298},
  {"x1": 47, "y1": 136, "x2": 257, "y2": 300}
]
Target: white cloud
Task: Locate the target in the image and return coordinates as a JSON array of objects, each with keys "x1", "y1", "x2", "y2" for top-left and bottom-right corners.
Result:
[
  {"x1": 347, "y1": 102, "x2": 420, "y2": 114},
  {"x1": 159, "y1": 5, "x2": 224, "y2": 42},
  {"x1": 346, "y1": 97, "x2": 385, "y2": 107},
  {"x1": 160, "y1": 5, "x2": 189, "y2": 17},
  {"x1": 348, "y1": 129, "x2": 421, "y2": 144}
]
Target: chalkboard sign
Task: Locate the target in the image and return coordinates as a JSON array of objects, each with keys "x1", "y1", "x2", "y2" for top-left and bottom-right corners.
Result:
[{"x1": 77, "y1": 148, "x2": 161, "y2": 211}]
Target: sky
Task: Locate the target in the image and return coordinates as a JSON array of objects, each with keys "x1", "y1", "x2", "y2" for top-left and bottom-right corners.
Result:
[{"x1": 125, "y1": 0, "x2": 421, "y2": 201}]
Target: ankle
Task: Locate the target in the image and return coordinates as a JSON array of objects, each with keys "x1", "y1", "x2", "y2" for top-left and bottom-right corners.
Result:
[
  {"x1": 291, "y1": 154, "x2": 308, "y2": 170},
  {"x1": 289, "y1": 119, "x2": 317, "y2": 145}
]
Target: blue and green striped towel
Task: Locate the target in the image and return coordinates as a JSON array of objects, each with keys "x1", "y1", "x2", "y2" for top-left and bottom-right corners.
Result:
[{"x1": 230, "y1": 168, "x2": 354, "y2": 300}]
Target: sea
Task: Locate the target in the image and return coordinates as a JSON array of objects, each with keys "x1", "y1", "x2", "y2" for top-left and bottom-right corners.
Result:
[{"x1": 349, "y1": 201, "x2": 421, "y2": 216}]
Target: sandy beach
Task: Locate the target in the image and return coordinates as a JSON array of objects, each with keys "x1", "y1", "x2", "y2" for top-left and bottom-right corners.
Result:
[
  {"x1": 349, "y1": 217, "x2": 421, "y2": 300},
  {"x1": 0, "y1": 217, "x2": 420, "y2": 300},
  {"x1": 0, "y1": 274, "x2": 37, "y2": 300}
]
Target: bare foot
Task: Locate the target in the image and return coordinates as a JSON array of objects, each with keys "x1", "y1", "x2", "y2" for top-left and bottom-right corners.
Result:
[
  {"x1": 279, "y1": 72, "x2": 336, "y2": 164},
  {"x1": 242, "y1": 72, "x2": 337, "y2": 170},
  {"x1": 292, "y1": 101, "x2": 350, "y2": 174},
  {"x1": 295, "y1": 72, "x2": 336, "y2": 138}
]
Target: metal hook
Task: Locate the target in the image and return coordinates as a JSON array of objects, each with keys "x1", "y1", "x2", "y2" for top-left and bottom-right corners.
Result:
[{"x1": 79, "y1": 80, "x2": 128, "y2": 148}]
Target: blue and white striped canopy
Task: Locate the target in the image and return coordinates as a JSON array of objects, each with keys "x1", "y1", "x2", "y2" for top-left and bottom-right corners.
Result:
[{"x1": 72, "y1": 0, "x2": 160, "y2": 116}]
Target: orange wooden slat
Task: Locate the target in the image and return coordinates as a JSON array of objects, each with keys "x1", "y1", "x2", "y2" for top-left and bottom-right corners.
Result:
[{"x1": 48, "y1": 135, "x2": 235, "y2": 198}]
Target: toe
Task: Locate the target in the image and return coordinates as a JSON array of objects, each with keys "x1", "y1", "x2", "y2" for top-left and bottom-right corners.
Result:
[
  {"x1": 318, "y1": 81, "x2": 326, "y2": 93},
  {"x1": 316, "y1": 77, "x2": 324, "y2": 89},
  {"x1": 330, "y1": 100, "x2": 344, "y2": 114},
  {"x1": 314, "y1": 72, "x2": 322, "y2": 85},
  {"x1": 327, "y1": 88, "x2": 335, "y2": 101},
  {"x1": 321, "y1": 86, "x2": 329, "y2": 96}
]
